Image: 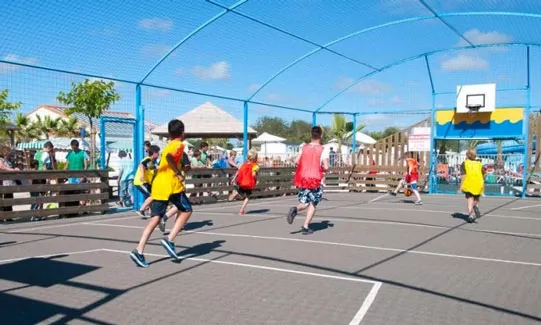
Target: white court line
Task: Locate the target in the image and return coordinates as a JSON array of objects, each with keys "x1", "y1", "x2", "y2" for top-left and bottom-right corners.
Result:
[
  {"x1": 195, "y1": 196, "x2": 298, "y2": 212},
  {"x1": 0, "y1": 248, "x2": 103, "y2": 264},
  {"x1": 510, "y1": 204, "x2": 541, "y2": 211},
  {"x1": 368, "y1": 194, "x2": 391, "y2": 203},
  {"x1": 86, "y1": 223, "x2": 541, "y2": 267},
  {"x1": 4, "y1": 215, "x2": 141, "y2": 233},
  {"x1": 102, "y1": 248, "x2": 381, "y2": 325},
  {"x1": 340, "y1": 206, "x2": 541, "y2": 221},
  {"x1": 196, "y1": 210, "x2": 541, "y2": 236}
]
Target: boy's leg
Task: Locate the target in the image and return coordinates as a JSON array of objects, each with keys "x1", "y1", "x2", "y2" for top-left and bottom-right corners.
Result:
[
  {"x1": 300, "y1": 187, "x2": 322, "y2": 234},
  {"x1": 130, "y1": 200, "x2": 168, "y2": 267},
  {"x1": 473, "y1": 196, "x2": 481, "y2": 219},
  {"x1": 465, "y1": 194, "x2": 476, "y2": 222},
  {"x1": 239, "y1": 197, "x2": 249, "y2": 215},
  {"x1": 160, "y1": 193, "x2": 193, "y2": 259},
  {"x1": 411, "y1": 182, "x2": 422, "y2": 204},
  {"x1": 391, "y1": 179, "x2": 404, "y2": 195},
  {"x1": 287, "y1": 188, "x2": 308, "y2": 224}
]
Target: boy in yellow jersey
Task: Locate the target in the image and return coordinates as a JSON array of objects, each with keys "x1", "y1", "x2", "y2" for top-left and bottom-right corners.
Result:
[
  {"x1": 134, "y1": 145, "x2": 160, "y2": 218},
  {"x1": 130, "y1": 120, "x2": 192, "y2": 267},
  {"x1": 458, "y1": 148, "x2": 485, "y2": 223}
]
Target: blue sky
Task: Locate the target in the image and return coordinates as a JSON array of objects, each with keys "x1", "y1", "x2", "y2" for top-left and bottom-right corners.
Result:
[{"x1": 1, "y1": 0, "x2": 541, "y2": 133}]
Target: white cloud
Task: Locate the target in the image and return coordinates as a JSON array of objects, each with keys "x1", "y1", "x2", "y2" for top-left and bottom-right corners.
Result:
[
  {"x1": 335, "y1": 77, "x2": 392, "y2": 95},
  {"x1": 0, "y1": 54, "x2": 38, "y2": 72},
  {"x1": 147, "y1": 89, "x2": 172, "y2": 98},
  {"x1": 138, "y1": 18, "x2": 174, "y2": 31},
  {"x1": 141, "y1": 44, "x2": 173, "y2": 57},
  {"x1": 458, "y1": 29, "x2": 512, "y2": 47},
  {"x1": 247, "y1": 83, "x2": 261, "y2": 92},
  {"x1": 193, "y1": 61, "x2": 231, "y2": 80},
  {"x1": 441, "y1": 54, "x2": 488, "y2": 71}
]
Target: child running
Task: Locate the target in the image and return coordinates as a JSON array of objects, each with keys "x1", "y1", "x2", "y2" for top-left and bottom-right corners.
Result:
[
  {"x1": 134, "y1": 145, "x2": 160, "y2": 218},
  {"x1": 458, "y1": 148, "x2": 485, "y2": 223},
  {"x1": 390, "y1": 152, "x2": 422, "y2": 205},
  {"x1": 130, "y1": 119, "x2": 193, "y2": 268},
  {"x1": 229, "y1": 150, "x2": 259, "y2": 215},
  {"x1": 286, "y1": 126, "x2": 329, "y2": 235}
]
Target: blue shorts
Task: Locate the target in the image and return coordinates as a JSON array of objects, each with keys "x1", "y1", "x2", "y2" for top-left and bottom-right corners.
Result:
[
  {"x1": 150, "y1": 192, "x2": 192, "y2": 218},
  {"x1": 298, "y1": 186, "x2": 323, "y2": 207}
]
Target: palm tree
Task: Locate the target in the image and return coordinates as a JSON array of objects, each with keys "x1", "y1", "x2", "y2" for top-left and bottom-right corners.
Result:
[
  {"x1": 327, "y1": 114, "x2": 365, "y2": 154},
  {"x1": 13, "y1": 112, "x2": 39, "y2": 142},
  {"x1": 57, "y1": 117, "x2": 81, "y2": 138}
]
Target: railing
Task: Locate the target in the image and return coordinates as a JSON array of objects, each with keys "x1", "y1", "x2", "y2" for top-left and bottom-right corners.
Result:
[{"x1": 0, "y1": 170, "x2": 110, "y2": 220}]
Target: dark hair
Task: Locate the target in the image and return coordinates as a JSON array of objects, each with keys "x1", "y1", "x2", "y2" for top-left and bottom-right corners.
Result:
[
  {"x1": 311, "y1": 126, "x2": 323, "y2": 140},
  {"x1": 118, "y1": 150, "x2": 127, "y2": 158},
  {"x1": 43, "y1": 141, "x2": 54, "y2": 149},
  {"x1": 70, "y1": 139, "x2": 79, "y2": 147},
  {"x1": 193, "y1": 149, "x2": 201, "y2": 156},
  {"x1": 30, "y1": 159, "x2": 39, "y2": 169},
  {"x1": 148, "y1": 145, "x2": 160, "y2": 154},
  {"x1": 144, "y1": 141, "x2": 151, "y2": 147},
  {"x1": 168, "y1": 119, "x2": 185, "y2": 138},
  {"x1": 199, "y1": 141, "x2": 208, "y2": 149}
]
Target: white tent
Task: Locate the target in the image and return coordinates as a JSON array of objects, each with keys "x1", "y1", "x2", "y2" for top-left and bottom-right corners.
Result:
[
  {"x1": 252, "y1": 132, "x2": 286, "y2": 144},
  {"x1": 343, "y1": 131, "x2": 377, "y2": 145}
]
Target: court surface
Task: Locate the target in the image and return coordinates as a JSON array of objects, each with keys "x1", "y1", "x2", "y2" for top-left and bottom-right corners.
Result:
[{"x1": 1, "y1": 192, "x2": 540, "y2": 325}]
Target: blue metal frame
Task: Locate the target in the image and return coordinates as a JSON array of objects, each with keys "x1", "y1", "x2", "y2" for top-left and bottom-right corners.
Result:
[
  {"x1": 312, "y1": 112, "x2": 317, "y2": 127},
  {"x1": 351, "y1": 113, "x2": 357, "y2": 163},
  {"x1": 134, "y1": 85, "x2": 144, "y2": 210},
  {"x1": 243, "y1": 101, "x2": 249, "y2": 158},
  {"x1": 98, "y1": 114, "x2": 138, "y2": 208},
  {"x1": 139, "y1": 0, "x2": 248, "y2": 84},
  {"x1": 522, "y1": 46, "x2": 531, "y2": 198},
  {"x1": 424, "y1": 55, "x2": 437, "y2": 194}
]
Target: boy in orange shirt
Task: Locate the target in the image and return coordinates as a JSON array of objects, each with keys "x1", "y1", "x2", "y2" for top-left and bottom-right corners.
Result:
[
  {"x1": 130, "y1": 119, "x2": 193, "y2": 267},
  {"x1": 230, "y1": 150, "x2": 259, "y2": 215},
  {"x1": 390, "y1": 152, "x2": 422, "y2": 205},
  {"x1": 287, "y1": 126, "x2": 329, "y2": 235}
]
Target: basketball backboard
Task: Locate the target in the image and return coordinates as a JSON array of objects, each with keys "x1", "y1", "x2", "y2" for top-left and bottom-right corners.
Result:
[{"x1": 456, "y1": 83, "x2": 496, "y2": 113}]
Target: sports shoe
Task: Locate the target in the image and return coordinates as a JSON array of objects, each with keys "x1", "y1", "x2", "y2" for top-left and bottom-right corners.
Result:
[
  {"x1": 389, "y1": 191, "x2": 397, "y2": 197},
  {"x1": 301, "y1": 226, "x2": 313, "y2": 235},
  {"x1": 414, "y1": 200, "x2": 423, "y2": 205},
  {"x1": 468, "y1": 215, "x2": 476, "y2": 223},
  {"x1": 135, "y1": 210, "x2": 145, "y2": 218},
  {"x1": 160, "y1": 238, "x2": 179, "y2": 260},
  {"x1": 287, "y1": 207, "x2": 297, "y2": 224},
  {"x1": 130, "y1": 249, "x2": 149, "y2": 268},
  {"x1": 159, "y1": 216, "x2": 167, "y2": 233},
  {"x1": 473, "y1": 206, "x2": 481, "y2": 219}
]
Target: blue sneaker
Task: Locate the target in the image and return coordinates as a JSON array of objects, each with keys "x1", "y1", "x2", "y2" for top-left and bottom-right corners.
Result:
[
  {"x1": 160, "y1": 238, "x2": 179, "y2": 260},
  {"x1": 130, "y1": 249, "x2": 149, "y2": 268}
]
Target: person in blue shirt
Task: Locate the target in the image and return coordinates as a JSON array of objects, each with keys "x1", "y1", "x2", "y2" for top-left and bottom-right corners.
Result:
[{"x1": 118, "y1": 150, "x2": 135, "y2": 207}]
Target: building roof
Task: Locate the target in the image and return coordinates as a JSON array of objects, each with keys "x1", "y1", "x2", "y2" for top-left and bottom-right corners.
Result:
[
  {"x1": 151, "y1": 102, "x2": 257, "y2": 139},
  {"x1": 27, "y1": 105, "x2": 158, "y2": 138}
]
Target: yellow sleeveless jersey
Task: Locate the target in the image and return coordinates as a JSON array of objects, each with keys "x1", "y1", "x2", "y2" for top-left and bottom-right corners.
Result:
[{"x1": 462, "y1": 159, "x2": 484, "y2": 195}]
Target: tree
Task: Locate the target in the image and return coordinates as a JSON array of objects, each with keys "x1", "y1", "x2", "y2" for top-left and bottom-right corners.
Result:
[
  {"x1": 252, "y1": 116, "x2": 290, "y2": 138},
  {"x1": 288, "y1": 120, "x2": 313, "y2": 143},
  {"x1": 0, "y1": 89, "x2": 21, "y2": 124},
  {"x1": 327, "y1": 114, "x2": 365, "y2": 154},
  {"x1": 13, "y1": 112, "x2": 39, "y2": 142},
  {"x1": 368, "y1": 126, "x2": 401, "y2": 140},
  {"x1": 57, "y1": 79, "x2": 120, "y2": 168},
  {"x1": 57, "y1": 117, "x2": 82, "y2": 138}
]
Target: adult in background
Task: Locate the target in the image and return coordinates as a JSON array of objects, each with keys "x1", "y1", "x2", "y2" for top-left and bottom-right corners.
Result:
[
  {"x1": 63, "y1": 139, "x2": 90, "y2": 216},
  {"x1": 0, "y1": 146, "x2": 19, "y2": 216},
  {"x1": 118, "y1": 150, "x2": 135, "y2": 207}
]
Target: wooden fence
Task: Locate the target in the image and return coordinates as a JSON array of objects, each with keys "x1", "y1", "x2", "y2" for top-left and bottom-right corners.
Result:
[{"x1": 0, "y1": 170, "x2": 110, "y2": 220}]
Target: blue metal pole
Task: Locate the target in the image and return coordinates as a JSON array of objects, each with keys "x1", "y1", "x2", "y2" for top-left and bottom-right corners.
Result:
[
  {"x1": 352, "y1": 114, "x2": 357, "y2": 164},
  {"x1": 522, "y1": 46, "x2": 531, "y2": 198},
  {"x1": 243, "y1": 101, "x2": 249, "y2": 158},
  {"x1": 134, "y1": 85, "x2": 143, "y2": 210},
  {"x1": 99, "y1": 117, "x2": 106, "y2": 170},
  {"x1": 312, "y1": 112, "x2": 317, "y2": 127},
  {"x1": 424, "y1": 55, "x2": 436, "y2": 195}
]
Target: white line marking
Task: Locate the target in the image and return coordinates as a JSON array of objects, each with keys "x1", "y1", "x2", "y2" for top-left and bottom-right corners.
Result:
[
  {"x1": 5, "y1": 215, "x2": 141, "y2": 233},
  {"x1": 350, "y1": 282, "x2": 382, "y2": 325},
  {"x1": 369, "y1": 194, "x2": 390, "y2": 203},
  {"x1": 102, "y1": 248, "x2": 382, "y2": 324},
  {"x1": 340, "y1": 206, "x2": 541, "y2": 221},
  {"x1": 86, "y1": 223, "x2": 541, "y2": 267},
  {"x1": 0, "y1": 249, "x2": 104, "y2": 264},
  {"x1": 196, "y1": 197, "x2": 298, "y2": 212},
  {"x1": 510, "y1": 204, "x2": 541, "y2": 211}
]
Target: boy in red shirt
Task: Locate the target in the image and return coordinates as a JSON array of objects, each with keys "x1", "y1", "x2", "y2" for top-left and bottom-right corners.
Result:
[
  {"x1": 390, "y1": 152, "x2": 422, "y2": 205},
  {"x1": 230, "y1": 150, "x2": 260, "y2": 215},
  {"x1": 287, "y1": 126, "x2": 329, "y2": 234}
]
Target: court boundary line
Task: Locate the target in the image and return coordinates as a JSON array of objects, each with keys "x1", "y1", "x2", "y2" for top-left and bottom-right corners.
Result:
[
  {"x1": 0, "y1": 247, "x2": 381, "y2": 325},
  {"x1": 83, "y1": 223, "x2": 541, "y2": 267},
  {"x1": 510, "y1": 204, "x2": 541, "y2": 211}
]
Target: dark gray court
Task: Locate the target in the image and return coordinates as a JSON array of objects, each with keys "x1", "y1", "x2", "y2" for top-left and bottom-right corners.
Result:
[{"x1": 1, "y1": 192, "x2": 540, "y2": 325}]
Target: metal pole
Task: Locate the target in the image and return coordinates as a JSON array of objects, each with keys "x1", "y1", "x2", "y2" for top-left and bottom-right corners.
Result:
[
  {"x1": 243, "y1": 101, "x2": 249, "y2": 158},
  {"x1": 424, "y1": 55, "x2": 436, "y2": 195},
  {"x1": 99, "y1": 118, "x2": 106, "y2": 170},
  {"x1": 522, "y1": 46, "x2": 531, "y2": 198},
  {"x1": 351, "y1": 113, "x2": 357, "y2": 164},
  {"x1": 134, "y1": 85, "x2": 143, "y2": 210},
  {"x1": 312, "y1": 112, "x2": 317, "y2": 127}
]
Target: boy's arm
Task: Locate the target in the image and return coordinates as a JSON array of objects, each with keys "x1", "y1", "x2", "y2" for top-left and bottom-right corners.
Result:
[
  {"x1": 457, "y1": 162, "x2": 466, "y2": 193},
  {"x1": 322, "y1": 157, "x2": 329, "y2": 171},
  {"x1": 166, "y1": 153, "x2": 184, "y2": 180},
  {"x1": 182, "y1": 152, "x2": 191, "y2": 173},
  {"x1": 138, "y1": 163, "x2": 145, "y2": 182}
]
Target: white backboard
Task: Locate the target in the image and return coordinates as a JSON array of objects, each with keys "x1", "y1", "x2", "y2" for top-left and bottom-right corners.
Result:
[{"x1": 456, "y1": 83, "x2": 496, "y2": 113}]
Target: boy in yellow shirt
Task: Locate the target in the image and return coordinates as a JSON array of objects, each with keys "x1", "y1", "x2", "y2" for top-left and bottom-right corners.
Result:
[
  {"x1": 130, "y1": 119, "x2": 193, "y2": 267},
  {"x1": 134, "y1": 145, "x2": 160, "y2": 218},
  {"x1": 458, "y1": 148, "x2": 485, "y2": 223}
]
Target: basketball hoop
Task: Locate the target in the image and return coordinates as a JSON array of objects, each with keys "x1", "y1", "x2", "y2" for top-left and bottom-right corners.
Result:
[{"x1": 466, "y1": 104, "x2": 482, "y2": 113}]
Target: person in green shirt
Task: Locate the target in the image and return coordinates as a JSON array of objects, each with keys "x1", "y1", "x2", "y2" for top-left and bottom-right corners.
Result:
[{"x1": 64, "y1": 139, "x2": 89, "y2": 184}]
